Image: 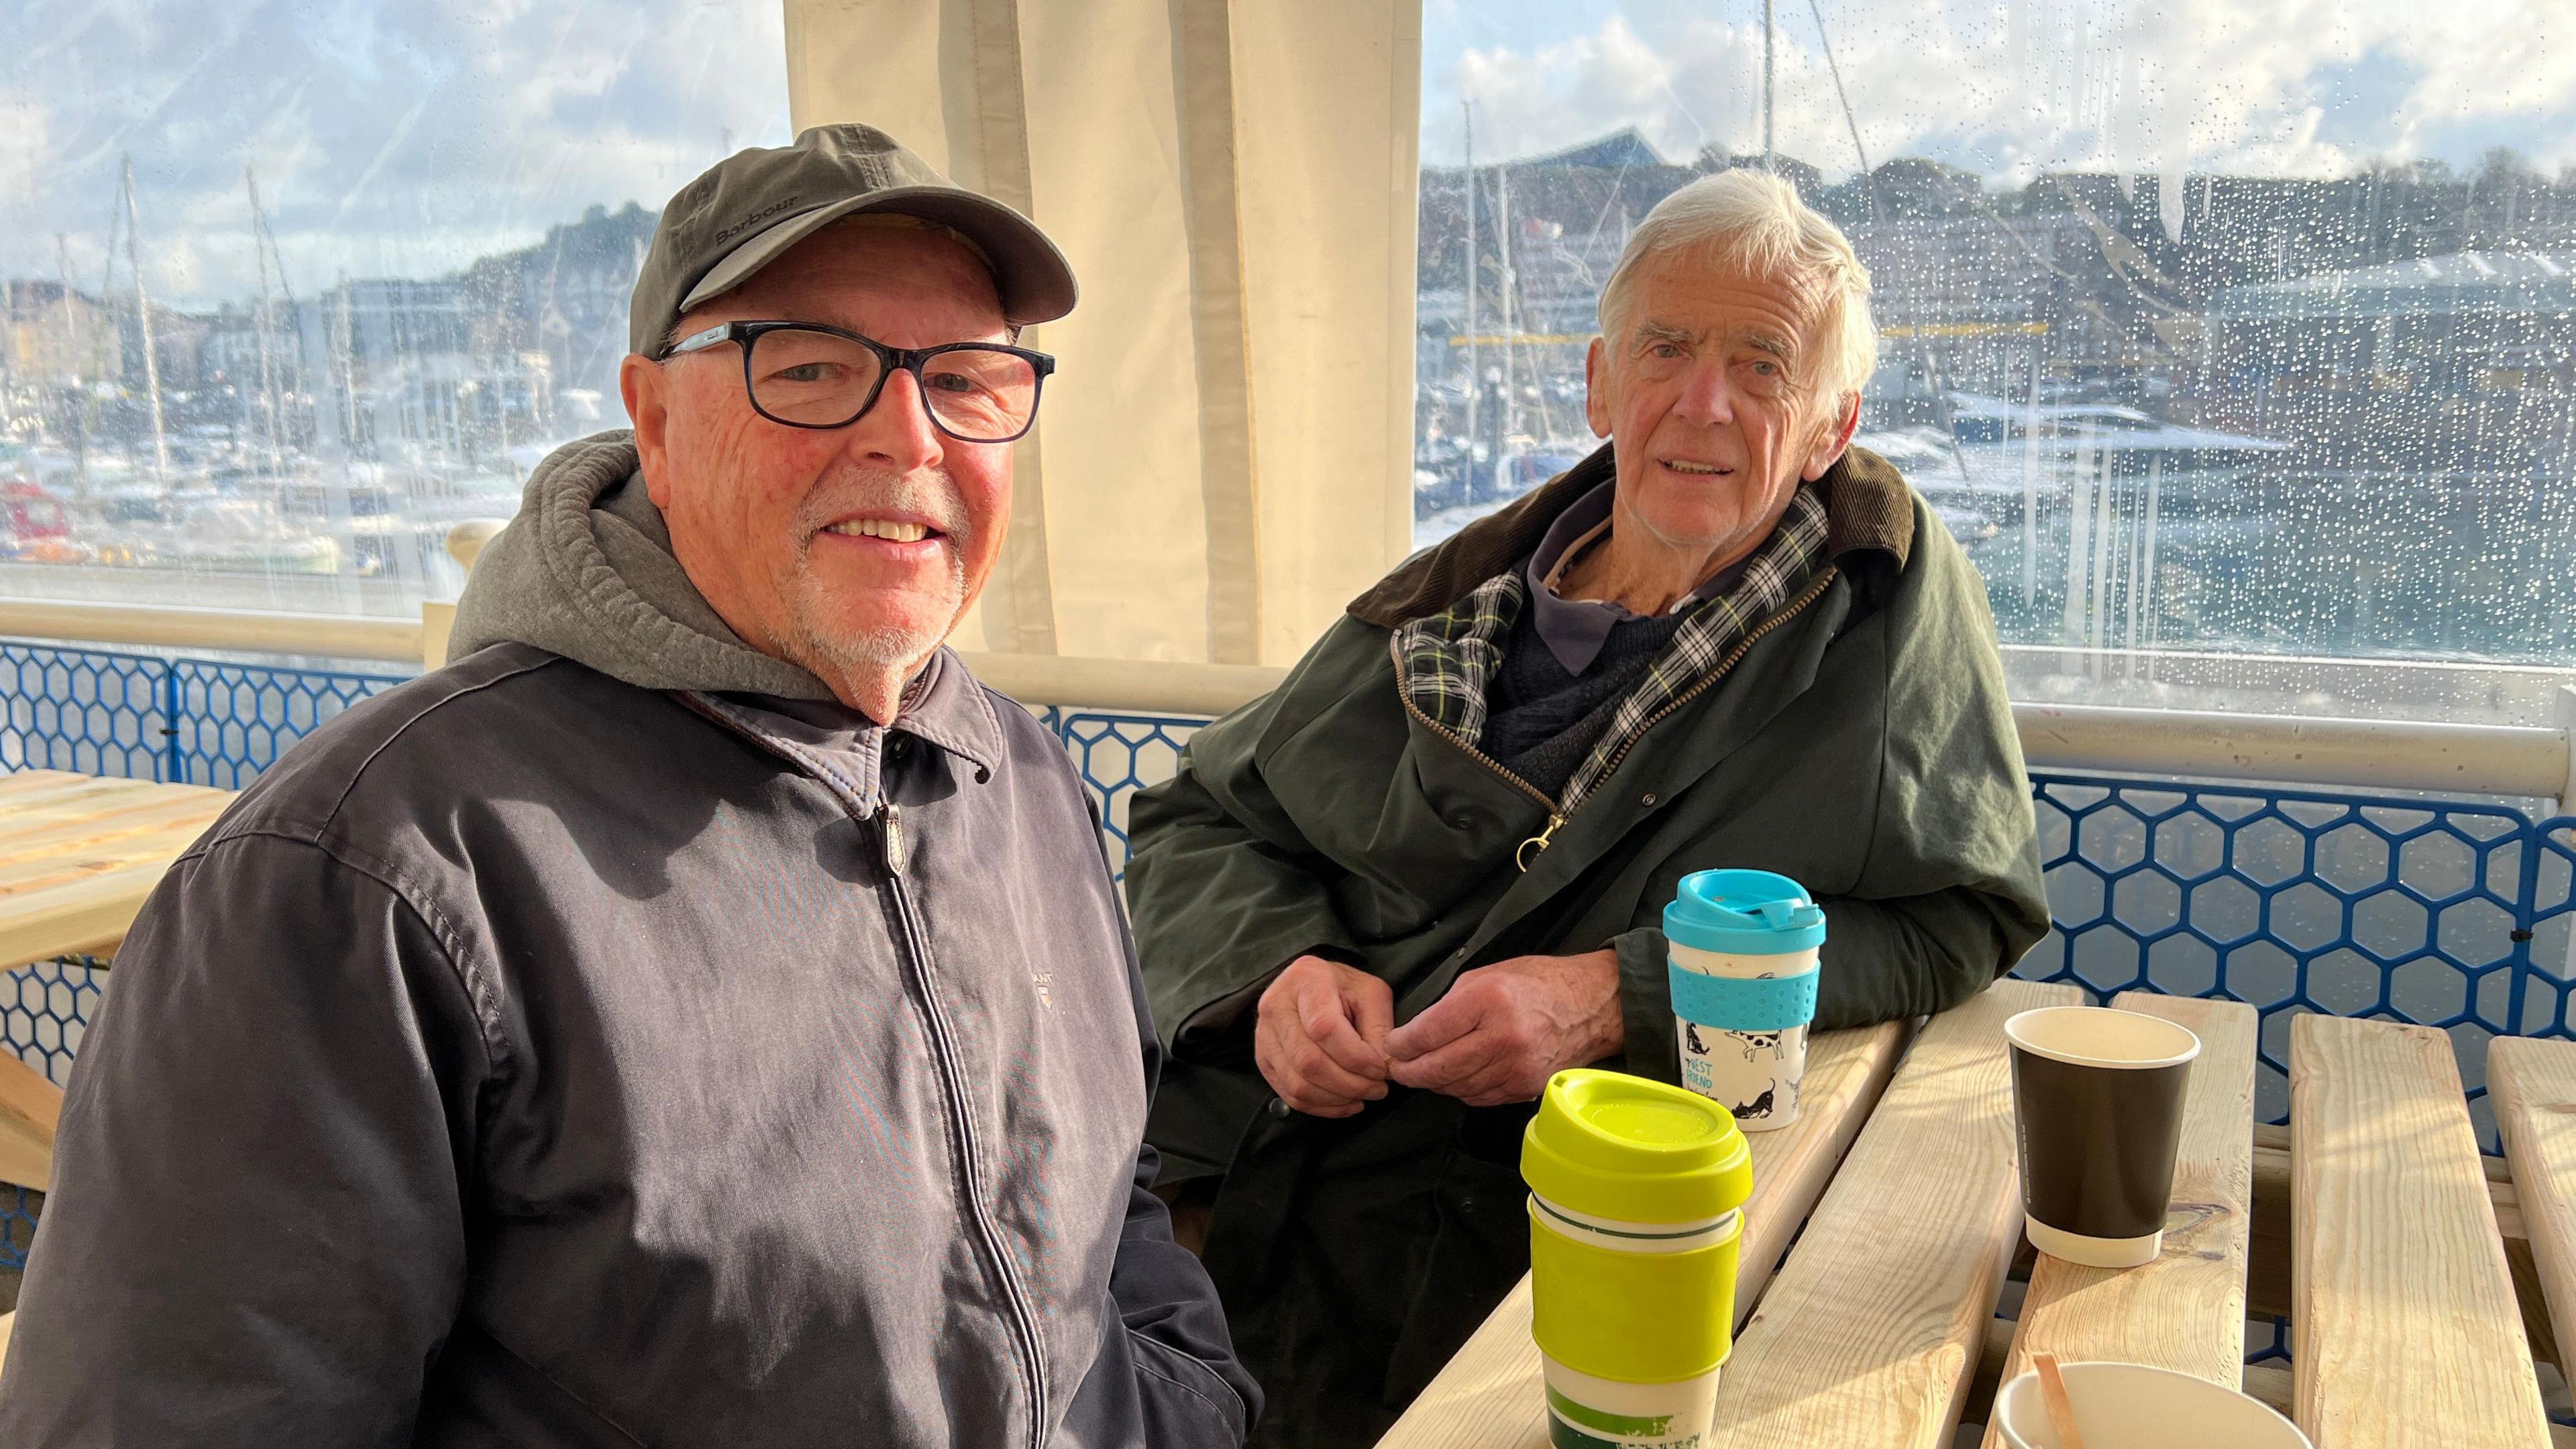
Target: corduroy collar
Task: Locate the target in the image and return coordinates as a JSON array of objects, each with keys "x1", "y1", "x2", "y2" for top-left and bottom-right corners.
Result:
[{"x1": 1348, "y1": 441, "x2": 1916, "y2": 629}]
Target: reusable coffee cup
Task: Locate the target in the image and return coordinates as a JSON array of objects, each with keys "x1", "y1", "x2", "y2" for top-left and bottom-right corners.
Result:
[
  {"x1": 1663, "y1": 869, "x2": 1826, "y2": 1131},
  {"x1": 1994, "y1": 1360, "x2": 2313, "y2": 1448},
  {"x1": 1522, "y1": 1068, "x2": 1753, "y2": 1449},
  {"x1": 2005, "y1": 1006, "x2": 2201, "y2": 1269}
]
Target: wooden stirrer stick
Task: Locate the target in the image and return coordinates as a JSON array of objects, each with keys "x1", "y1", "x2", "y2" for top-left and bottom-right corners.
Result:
[{"x1": 2033, "y1": 1351, "x2": 2088, "y2": 1449}]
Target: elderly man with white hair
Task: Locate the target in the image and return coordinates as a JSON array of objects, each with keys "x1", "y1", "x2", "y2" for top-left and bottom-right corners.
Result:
[{"x1": 1122, "y1": 168, "x2": 2050, "y2": 1446}]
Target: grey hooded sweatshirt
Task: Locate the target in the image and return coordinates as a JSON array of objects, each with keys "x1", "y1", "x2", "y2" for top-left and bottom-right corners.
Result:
[{"x1": 0, "y1": 431, "x2": 1257, "y2": 1448}]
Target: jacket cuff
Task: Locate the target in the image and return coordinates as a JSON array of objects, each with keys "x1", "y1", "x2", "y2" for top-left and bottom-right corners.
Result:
[
  {"x1": 1609, "y1": 926, "x2": 1680, "y2": 1085},
  {"x1": 1171, "y1": 943, "x2": 1355, "y2": 1059}
]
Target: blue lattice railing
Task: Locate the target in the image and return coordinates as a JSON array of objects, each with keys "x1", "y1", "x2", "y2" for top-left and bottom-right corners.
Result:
[
  {"x1": 0, "y1": 651, "x2": 2570, "y2": 1271},
  {"x1": 1025, "y1": 711, "x2": 2576, "y2": 1154},
  {"x1": 0, "y1": 641, "x2": 407, "y2": 789}
]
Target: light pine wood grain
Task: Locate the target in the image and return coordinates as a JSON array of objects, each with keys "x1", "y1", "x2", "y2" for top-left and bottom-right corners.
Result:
[
  {"x1": 0, "y1": 778, "x2": 207, "y2": 826},
  {"x1": 2493, "y1": 1038, "x2": 2576, "y2": 1381},
  {"x1": 1688, "y1": 976, "x2": 2080, "y2": 1449},
  {"x1": 0, "y1": 769, "x2": 87, "y2": 798},
  {"x1": 0, "y1": 773, "x2": 232, "y2": 969},
  {"x1": 0, "y1": 790, "x2": 235, "y2": 866},
  {"x1": 1976, "y1": 994, "x2": 2258, "y2": 1448},
  {"x1": 2291, "y1": 1014, "x2": 2551, "y2": 1448},
  {"x1": 1373, "y1": 1018, "x2": 1917, "y2": 1449},
  {"x1": 0, "y1": 771, "x2": 146, "y2": 805},
  {"x1": 2245, "y1": 1122, "x2": 2555, "y2": 1363},
  {"x1": 0, "y1": 1050, "x2": 60, "y2": 1191}
]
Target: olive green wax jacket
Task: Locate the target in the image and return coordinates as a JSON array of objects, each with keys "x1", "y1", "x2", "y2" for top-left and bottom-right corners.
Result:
[{"x1": 1123, "y1": 443, "x2": 2049, "y2": 1447}]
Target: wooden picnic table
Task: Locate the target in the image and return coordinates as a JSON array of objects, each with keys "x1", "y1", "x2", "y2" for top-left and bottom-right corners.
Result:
[
  {"x1": 1379, "y1": 979, "x2": 2572, "y2": 1449},
  {"x1": 0, "y1": 769, "x2": 234, "y2": 972},
  {"x1": 0, "y1": 767, "x2": 233, "y2": 1195}
]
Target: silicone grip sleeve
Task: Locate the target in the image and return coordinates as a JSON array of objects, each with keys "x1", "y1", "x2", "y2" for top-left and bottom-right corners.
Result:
[{"x1": 1666, "y1": 965, "x2": 1819, "y2": 1034}]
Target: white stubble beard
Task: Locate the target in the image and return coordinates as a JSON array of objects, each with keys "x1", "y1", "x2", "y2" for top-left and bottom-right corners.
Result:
[{"x1": 785, "y1": 470, "x2": 975, "y2": 676}]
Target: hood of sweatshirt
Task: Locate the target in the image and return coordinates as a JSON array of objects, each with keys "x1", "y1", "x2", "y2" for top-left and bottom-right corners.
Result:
[{"x1": 447, "y1": 429, "x2": 837, "y2": 702}]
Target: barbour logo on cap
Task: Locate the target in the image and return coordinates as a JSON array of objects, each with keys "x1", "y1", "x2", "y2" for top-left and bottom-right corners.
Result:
[{"x1": 710, "y1": 193, "x2": 804, "y2": 248}]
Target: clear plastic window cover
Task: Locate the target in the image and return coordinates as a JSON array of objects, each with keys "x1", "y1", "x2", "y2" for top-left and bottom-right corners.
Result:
[
  {"x1": 0, "y1": 0, "x2": 791, "y2": 616},
  {"x1": 1417, "y1": 0, "x2": 2576, "y2": 720},
  {"x1": 0, "y1": 3, "x2": 2567, "y2": 720}
]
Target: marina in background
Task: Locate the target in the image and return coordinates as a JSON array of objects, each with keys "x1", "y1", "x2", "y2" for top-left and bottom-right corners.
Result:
[{"x1": 3, "y1": 133, "x2": 2574, "y2": 684}]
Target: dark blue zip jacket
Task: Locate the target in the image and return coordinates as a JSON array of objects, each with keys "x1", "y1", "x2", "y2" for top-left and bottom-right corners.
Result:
[{"x1": 0, "y1": 434, "x2": 1256, "y2": 1448}]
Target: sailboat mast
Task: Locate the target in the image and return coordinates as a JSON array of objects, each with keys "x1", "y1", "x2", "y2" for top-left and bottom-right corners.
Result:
[
  {"x1": 1763, "y1": 0, "x2": 1777, "y2": 172},
  {"x1": 54, "y1": 233, "x2": 91, "y2": 496},
  {"x1": 119, "y1": 154, "x2": 171, "y2": 484},
  {"x1": 1462, "y1": 100, "x2": 1478, "y2": 454},
  {"x1": 1496, "y1": 159, "x2": 1517, "y2": 451},
  {"x1": 246, "y1": 168, "x2": 286, "y2": 480}
]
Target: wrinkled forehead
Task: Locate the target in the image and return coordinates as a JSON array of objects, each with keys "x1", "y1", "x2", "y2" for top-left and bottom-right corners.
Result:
[{"x1": 1621, "y1": 249, "x2": 1829, "y2": 347}]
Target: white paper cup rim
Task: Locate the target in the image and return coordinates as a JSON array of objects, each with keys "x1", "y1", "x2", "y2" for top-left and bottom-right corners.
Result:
[
  {"x1": 1994, "y1": 1360, "x2": 2312, "y2": 1448},
  {"x1": 2005, "y1": 1006, "x2": 2201, "y2": 1071}
]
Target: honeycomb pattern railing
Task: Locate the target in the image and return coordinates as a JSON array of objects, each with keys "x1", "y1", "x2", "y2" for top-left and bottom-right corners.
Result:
[
  {"x1": 1, "y1": 955, "x2": 105, "y2": 1089},
  {"x1": 171, "y1": 658, "x2": 409, "y2": 790},
  {"x1": 1053, "y1": 712, "x2": 1199, "y2": 877},
  {"x1": 0, "y1": 643, "x2": 169, "y2": 780},
  {"x1": 0, "y1": 672, "x2": 2570, "y2": 1240},
  {"x1": 0, "y1": 955, "x2": 100, "y2": 1269},
  {"x1": 2012, "y1": 776, "x2": 2576, "y2": 1147},
  {"x1": 0, "y1": 641, "x2": 408, "y2": 790},
  {"x1": 1020, "y1": 710, "x2": 2576, "y2": 1152}
]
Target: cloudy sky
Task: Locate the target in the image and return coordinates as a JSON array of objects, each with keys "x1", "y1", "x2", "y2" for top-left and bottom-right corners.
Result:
[
  {"x1": 1422, "y1": 0, "x2": 2576, "y2": 182},
  {"x1": 1, "y1": 0, "x2": 792, "y2": 310},
  {"x1": 5, "y1": 1, "x2": 2573, "y2": 312}
]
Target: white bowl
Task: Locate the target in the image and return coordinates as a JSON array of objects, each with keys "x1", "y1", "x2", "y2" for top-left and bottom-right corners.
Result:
[{"x1": 1994, "y1": 1361, "x2": 2312, "y2": 1449}]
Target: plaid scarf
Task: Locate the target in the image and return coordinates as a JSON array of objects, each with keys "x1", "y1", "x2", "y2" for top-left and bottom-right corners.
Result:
[{"x1": 1393, "y1": 486, "x2": 1832, "y2": 817}]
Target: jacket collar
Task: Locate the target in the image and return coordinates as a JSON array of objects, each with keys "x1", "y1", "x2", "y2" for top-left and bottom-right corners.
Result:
[
  {"x1": 1348, "y1": 441, "x2": 1916, "y2": 629},
  {"x1": 896, "y1": 647, "x2": 1006, "y2": 783},
  {"x1": 688, "y1": 645, "x2": 1005, "y2": 804}
]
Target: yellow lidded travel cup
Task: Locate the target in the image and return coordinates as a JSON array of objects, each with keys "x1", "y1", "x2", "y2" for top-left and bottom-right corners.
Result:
[{"x1": 1521, "y1": 1069, "x2": 1752, "y2": 1448}]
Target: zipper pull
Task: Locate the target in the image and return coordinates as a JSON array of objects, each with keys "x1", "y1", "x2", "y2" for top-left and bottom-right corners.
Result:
[
  {"x1": 879, "y1": 802, "x2": 907, "y2": 876},
  {"x1": 1514, "y1": 813, "x2": 1566, "y2": 872}
]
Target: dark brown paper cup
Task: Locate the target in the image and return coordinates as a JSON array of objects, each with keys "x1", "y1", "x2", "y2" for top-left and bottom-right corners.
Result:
[{"x1": 2005, "y1": 1006, "x2": 2200, "y2": 1269}]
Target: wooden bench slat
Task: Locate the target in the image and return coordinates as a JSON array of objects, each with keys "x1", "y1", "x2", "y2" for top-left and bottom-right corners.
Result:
[
  {"x1": 0, "y1": 1050, "x2": 62, "y2": 1192},
  {"x1": 2491, "y1": 1038, "x2": 2576, "y2": 1381},
  {"x1": 1976, "y1": 993, "x2": 2260, "y2": 1446},
  {"x1": 0, "y1": 771, "x2": 125, "y2": 802},
  {"x1": 0, "y1": 780, "x2": 235, "y2": 966},
  {"x1": 0, "y1": 860, "x2": 189, "y2": 971},
  {"x1": 2246, "y1": 1121, "x2": 2557, "y2": 1364},
  {"x1": 1694, "y1": 977, "x2": 2080, "y2": 1449},
  {"x1": 0, "y1": 820, "x2": 229, "y2": 905},
  {"x1": 2292, "y1": 1014, "x2": 2553, "y2": 1447},
  {"x1": 0, "y1": 775, "x2": 197, "y2": 821},
  {"x1": 1372, "y1": 1018, "x2": 1917, "y2": 1449},
  {"x1": 0, "y1": 792, "x2": 231, "y2": 879}
]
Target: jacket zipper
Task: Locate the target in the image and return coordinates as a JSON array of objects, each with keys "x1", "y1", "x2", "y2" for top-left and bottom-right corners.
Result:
[
  {"x1": 1391, "y1": 564, "x2": 1839, "y2": 873},
  {"x1": 874, "y1": 802, "x2": 1053, "y2": 1448},
  {"x1": 1391, "y1": 658, "x2": 1565, "y2": 855},
  {"x1": 676, "y1": 686, "x2": 1058, "y2": 1449}
]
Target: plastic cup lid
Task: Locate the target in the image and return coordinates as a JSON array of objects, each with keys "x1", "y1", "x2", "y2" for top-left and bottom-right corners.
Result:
[
  {"x1": 1663, "y1": 868, "x2": 1827, "y2": 955},
  {"x1": 1521, "y1": 1069, "x2": 1752, "y2": 1224}
]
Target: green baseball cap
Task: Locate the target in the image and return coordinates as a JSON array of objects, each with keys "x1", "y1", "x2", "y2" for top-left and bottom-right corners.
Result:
[{"x1": 629, "y1": 123, "x2": 1078, "y2": 356}]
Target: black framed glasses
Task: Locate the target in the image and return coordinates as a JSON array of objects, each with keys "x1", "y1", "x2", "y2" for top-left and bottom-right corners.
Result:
[{"x1": 661, "y1": 320, "x2": 1056, "y2": 443}]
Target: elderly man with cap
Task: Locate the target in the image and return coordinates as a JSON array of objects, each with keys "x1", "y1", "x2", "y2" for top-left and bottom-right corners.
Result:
[{"x1": 0, "y1": 125, "x2": 1257, "y2": 1448}]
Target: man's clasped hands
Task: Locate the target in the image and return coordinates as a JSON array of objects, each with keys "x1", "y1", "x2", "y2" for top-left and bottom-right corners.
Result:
[{"x1": 1252, "y1": 951, "x2": 1629, "y2": 1114}]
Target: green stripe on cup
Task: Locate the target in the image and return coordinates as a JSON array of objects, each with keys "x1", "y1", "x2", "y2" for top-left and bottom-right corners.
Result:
[
  {"x1": 1532, "y1": 1196, "x2": 1721, "y2": 1242},
  {"x1": 1547, "y1": 1387, "x2": 1673, "y2": 1437},
  {"x1": 1546, "y1": 1411, "x2": 1628, "y2": 1449}
]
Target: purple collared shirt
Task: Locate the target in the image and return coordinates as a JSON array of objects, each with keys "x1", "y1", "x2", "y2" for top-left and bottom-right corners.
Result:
[{"x1": 1525, "y1": 481, "x2": 1750, "y2": 675}]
